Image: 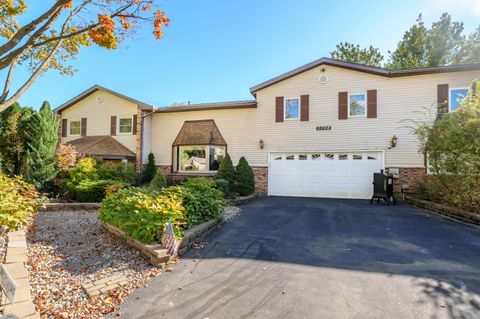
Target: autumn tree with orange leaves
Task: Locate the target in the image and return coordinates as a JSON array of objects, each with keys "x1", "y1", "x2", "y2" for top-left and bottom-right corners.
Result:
[{"x1": 0, "y1": 0, "x2": 169, "y2": 112}]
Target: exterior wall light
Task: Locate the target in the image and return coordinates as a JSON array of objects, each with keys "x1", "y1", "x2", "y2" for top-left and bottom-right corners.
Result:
[
  {"x1": 390, "y1": 135, "x2": 398, "y2": 148},
  {"x1": 259, "y1": 139, "x2": 264, "y2": 149}
]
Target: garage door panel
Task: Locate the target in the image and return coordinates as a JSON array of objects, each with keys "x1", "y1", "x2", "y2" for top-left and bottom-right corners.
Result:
[{"x1": 269, "y1": 151, "x2": 383, "y2": 199}]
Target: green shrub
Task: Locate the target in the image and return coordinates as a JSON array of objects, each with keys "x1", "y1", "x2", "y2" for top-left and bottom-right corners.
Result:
[
  {"x1": 234, "y1": 156, "x2": 255, "y2": 196},
  {"x1": 142, "y1": 153, "x2": 156, "y2": 183},
  {"x1": 99, "y1": 188, "x2": 186, "y2": 243},
  {"x1": 413, "y1": 79, "x2": 480, "y2": 214},
  {"x1": 150, "y1": 168, "x2": 167, "y2": 190},
  {"x1": 0, "y1": 174, "x2": 45, "y2": 230},
  {"x1": 72, "y1": 179, "x2": 119, "y2": 202},
  {"x1": 115, "y1": 162, "x2": 138, "y2": 185},
  {"x1": 214, "y1": 178, "x2": 229, "y2": 197},
  {"x1": 98, "y1": 162, "x2": 118, "y2": 180},
  {"x1": 181, "y1": 178, "x2": 225, "y2": 227},
  {"x1": 216, "y1": 153, "x2": 235, "y2": 190},
  {"x1": 67, "y1": 157, "x2": 97, "y2": 185}
]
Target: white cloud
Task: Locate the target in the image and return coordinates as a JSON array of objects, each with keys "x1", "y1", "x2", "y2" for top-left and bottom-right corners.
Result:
[{"x1": 422, "y1": 0, "x2": 480, "y2": 17}]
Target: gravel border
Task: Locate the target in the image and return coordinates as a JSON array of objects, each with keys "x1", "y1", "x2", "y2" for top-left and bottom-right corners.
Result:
[{"x1": 27, "y1": 210, "x2": 163, "y2": 319}]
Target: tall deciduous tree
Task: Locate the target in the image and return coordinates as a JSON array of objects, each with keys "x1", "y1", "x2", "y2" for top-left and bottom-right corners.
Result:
[
  {"x1": 387, "y1": 13, "x2": 480, "y2": 69},
  {"x1": 25, "y1": 101, "x2": 59, "y2": 190},
  {"x1": 333, "y1": 13, "x2": 480, "y2": 70},
  {"x1": 330, "y1": 42, "x2": 384, "y2": 67},
  {"x1": 0, "y1": 0, "x2": 169, "y2": 112},
  {"x1": 387, "y1": 14, "x2": 428, "y2": 69}
]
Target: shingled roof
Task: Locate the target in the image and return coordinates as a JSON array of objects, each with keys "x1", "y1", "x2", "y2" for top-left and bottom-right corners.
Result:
[
  {"x1": 250, "y1": 57, "x2": 480, "y2": 94},
  {"x1": 67, "y1": 136, "x2": 136, "y2": 159},
  {"x1": 173, "y1": 120, "x2": 227, "y2": 146}
]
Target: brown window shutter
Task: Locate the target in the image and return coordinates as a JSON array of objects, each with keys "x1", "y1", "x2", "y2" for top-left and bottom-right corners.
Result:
[
  {"x1": 338, "y1": 92, "x2": 348, "y2": 120},
  {"x1": 275, "y1": 96, "x2": 284, "y2": 122},
  {"x1": 132, "y1": 114, "x2": 138, "y2": 135},
  {"x1": 367, "y1": 90, "x2": 377, "y2": 118},
  {"x1": 300, "y1": 95, "x2": 309, "y2": 121},
  {"x1": 81, "y1": 118, "x2": 87, "y2": 137},
  {"x1": 110, "y1": 116, "x2": 117, "y2": 136},
  {"x1": 61, "y1": 119, "x2": 67, "y2": 137},
  {"x1": 437, "y1": 84, "x2": 449, "y2": 114}
]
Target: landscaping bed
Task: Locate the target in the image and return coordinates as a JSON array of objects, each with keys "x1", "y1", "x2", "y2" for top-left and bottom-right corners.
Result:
[
  {"x1": 405, "y1": 195, "x2": 480, "y2": 226},
  {"x1": 26, "y1": 210, "x2": 162, "y2": 319}
]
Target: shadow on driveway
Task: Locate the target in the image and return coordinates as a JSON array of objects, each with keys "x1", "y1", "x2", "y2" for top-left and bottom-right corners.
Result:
[{"x1": 114, "y1": 197, "x2": 480, "y2": 319}]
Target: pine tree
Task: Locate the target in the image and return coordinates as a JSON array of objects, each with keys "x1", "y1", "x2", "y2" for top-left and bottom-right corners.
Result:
[
  {"x1": 0, "y1": 103, "x2": 32, "y2": 176},
  {"x1": 25, "y1": 101, "x2": 59, "y2": 190},
  {"x1": 215, "y1": 153, "x2": 235, "y2": 188},
  {"x1": 149, "y1": 168, "x2": 167, "y2": 190},
  {"x1": 234, "y1": 156, "x2": 255, "y2": 196},
  {"x1": 142, "y1": 152, "x2": 157, "y2": 183}
]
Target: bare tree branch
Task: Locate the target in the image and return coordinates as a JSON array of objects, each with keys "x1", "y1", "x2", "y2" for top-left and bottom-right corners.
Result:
[
  {"x1": 0, "y1": 3, "x2": 85, "y2": 112},
  {"x1": 0, "y1": 0, "x2": 71, "y2": 56},
  {"x1": 0, "y1": 7, "x2": 64, "y2": 70},
  {"x1": 0, "y1": 58, "x2": 18, "y2": 103}
]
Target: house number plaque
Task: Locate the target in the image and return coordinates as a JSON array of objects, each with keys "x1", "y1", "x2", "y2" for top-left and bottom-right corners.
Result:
[{"x1": 316, "y1": 125, "x2": 332, "y2": 131}]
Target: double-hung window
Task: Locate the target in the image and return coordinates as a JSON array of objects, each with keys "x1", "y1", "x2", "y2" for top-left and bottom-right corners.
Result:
[
  {"x1": 348, "y1": 93, "x2": 366, "y2": 117},
  {"x1": 285, "y1": 98, "x2": 300, "y2": 120},
  {"x1": 449, "y1": 88, "x2": 468, "y2": 112},
  {"x1": 119, "y1": 117, "x2": 133, "y2": 134},
  {"x1": 69, "y1": 120, "x2": 81, "y2": 136}
]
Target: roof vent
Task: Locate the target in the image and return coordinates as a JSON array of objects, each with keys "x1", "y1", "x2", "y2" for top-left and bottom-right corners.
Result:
[{"x1": 319, "y1": 74, "x2": 329, "y2": 84}]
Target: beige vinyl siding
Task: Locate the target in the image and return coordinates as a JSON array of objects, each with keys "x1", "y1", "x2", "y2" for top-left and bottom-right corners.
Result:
[
  {"x1": 150, "y1": 66, "x2": 479, "y2": 168},
  {"x1": 60, "y1": 89, "x2": 138, "y2": 152}
]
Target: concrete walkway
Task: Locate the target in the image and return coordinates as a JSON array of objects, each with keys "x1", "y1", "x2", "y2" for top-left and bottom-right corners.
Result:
[{"x1": 113, "y1": 197, "x2": 480, "y2": 319}]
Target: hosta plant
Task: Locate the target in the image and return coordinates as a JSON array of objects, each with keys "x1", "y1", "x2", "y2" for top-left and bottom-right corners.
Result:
[{"x1": 0, "y1": 175, "x2": 45, "y2": 230}]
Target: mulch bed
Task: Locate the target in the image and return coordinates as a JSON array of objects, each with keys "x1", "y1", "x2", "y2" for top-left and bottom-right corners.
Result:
[{"x1": 26, "y1": 210, "x2": 164, "y2": 319}]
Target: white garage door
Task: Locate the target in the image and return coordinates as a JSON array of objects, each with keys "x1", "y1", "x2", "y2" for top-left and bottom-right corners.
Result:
[{"x1": 269, "y1": 151, "x2": 384, "y2": 199}]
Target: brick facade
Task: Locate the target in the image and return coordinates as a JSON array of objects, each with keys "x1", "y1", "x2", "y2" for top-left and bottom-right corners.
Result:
[
  {"x1": 389, "y1": 167, "x2": 426, "y2": 193},
  {"x1": 152, "y1": 164, "x2": 423, "y2": 197},
  {"x1": 134, "y1": 109, "x2": 143, "y2": 173},
  {"x1": 154, "y1": 165, "x2": 269, "y2": 195},
  {"x1": 252, "y1": 166, "x2": 268, "y2": 196}
]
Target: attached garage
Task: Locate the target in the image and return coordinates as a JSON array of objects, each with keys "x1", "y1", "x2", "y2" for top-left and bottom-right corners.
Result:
[{"x1": 268, "y1": 151, "x2": 384, "y2": 199}]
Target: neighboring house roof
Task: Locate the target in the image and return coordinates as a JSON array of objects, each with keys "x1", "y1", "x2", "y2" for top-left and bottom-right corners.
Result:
[
  {"x1": 66, "y1": 136, "x2": 136, "y2": 159},
  {"x1": 250, "y1": 57, "x2": 480, "y2": 94},
  {"x1": 55, "y1": 85, "x2": 153, "y2": 114},
  {"x1": 151, "y1": 100, "x2": 257, "y2": 115},
  {"x1": 173, "y1": 120, "x2": 227, "y2": 146}
]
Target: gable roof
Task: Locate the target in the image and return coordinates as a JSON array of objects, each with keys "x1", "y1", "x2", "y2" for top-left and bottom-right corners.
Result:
[
  {"x1": 151, "y1": 100, "x2": 257, "y2": 115},
  {"x1": 173, "y1": 120, "x2": 227, "y2": 146},
  {"x1": 55, "y1": 85, "x2": 153, "y2": 114},
  {"x1": 66, "y1": 136, "x2": 136, "y2": 159},
  {"x1": 250, "y1": 57, "x2": 480, "y2": 94}
]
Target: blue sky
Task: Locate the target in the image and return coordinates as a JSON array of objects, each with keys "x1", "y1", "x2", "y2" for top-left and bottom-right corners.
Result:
[{"x1": 10, "y1": 0, "x2": 480, "y2": 109}]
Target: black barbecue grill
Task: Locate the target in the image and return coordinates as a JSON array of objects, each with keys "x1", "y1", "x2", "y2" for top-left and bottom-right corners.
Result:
[{"x1": 370, "y1": 170, "x2": 396, "y2": 205}]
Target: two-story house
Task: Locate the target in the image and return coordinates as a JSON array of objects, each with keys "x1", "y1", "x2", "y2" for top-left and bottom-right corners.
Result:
[
  {"x1": 56, "y1": 57, "x2": 480, "y2": 199},
  {"x1": 56, "y1": 85, "x2": 153, "y2": 163}
]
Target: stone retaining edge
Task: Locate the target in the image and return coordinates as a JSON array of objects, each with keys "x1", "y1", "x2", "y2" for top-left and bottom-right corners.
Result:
[
  {"x1": 177, "y1": 218, "x2": 224, "y2": 256},
  {"x1": 3, "y1": 230, "x2": 40, "y2": 319},
  {"x1": 405, "y1": 195, "x2": 480, "y2": 226},
  {"x1": 102, "y1": 223, "x2": 171, "y2": 267},
  {"x1": 227, "y1": 193, "x2": 259, "y2": 206}
]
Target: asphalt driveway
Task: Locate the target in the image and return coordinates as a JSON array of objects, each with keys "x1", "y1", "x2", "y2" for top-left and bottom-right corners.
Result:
[{"x1": 113, "y1": 197, "x2": 480, "y2": 319}]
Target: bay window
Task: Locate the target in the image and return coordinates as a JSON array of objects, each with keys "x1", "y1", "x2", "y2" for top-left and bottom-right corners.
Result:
[{"x1": 177, "y1": 145, "x2": 226, "y2": 173}]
